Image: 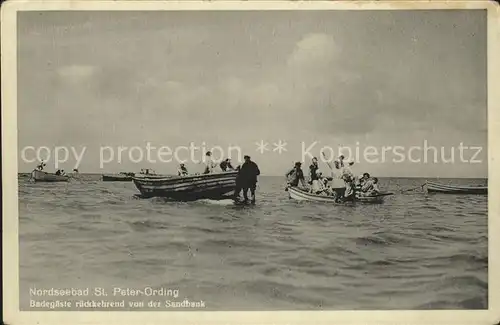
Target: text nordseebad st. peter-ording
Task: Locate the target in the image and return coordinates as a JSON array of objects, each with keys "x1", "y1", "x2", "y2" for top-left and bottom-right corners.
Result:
[{"x1": 30, "y1": 287, "x2": 180, "y2": 298}]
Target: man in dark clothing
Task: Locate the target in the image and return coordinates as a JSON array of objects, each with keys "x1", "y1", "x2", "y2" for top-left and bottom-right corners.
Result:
[
  {"x1": 220, "y1": 158, "x2": 234, "y2": 172},
  {"x1": 334, "y1": 155, "x2": 345, "y2": 170},
  {"x1": 309, "y1": 157, "x2": 319, "y2": 184},
  {"x1": 286, "y1": 162, "x2": 307, "y2": 187},
  {"x1": 36, "y1": 161, "x2": 46, "y2": 171},
  {"x1": 178, "y1": 163, "x2": 188, "y2": 176},
  {"x1": 233, "y1": 155, "x2": 260, "y2": 204}
]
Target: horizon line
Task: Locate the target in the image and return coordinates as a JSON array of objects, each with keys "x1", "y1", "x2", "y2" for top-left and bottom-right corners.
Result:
[{"x1": 16, "y1": 171, "x2": 488, "y2": 180}]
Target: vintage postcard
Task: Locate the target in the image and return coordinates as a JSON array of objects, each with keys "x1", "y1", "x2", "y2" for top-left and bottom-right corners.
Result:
[{"x1": 2, "y1": 0, "x2": 499, "y2": 324}]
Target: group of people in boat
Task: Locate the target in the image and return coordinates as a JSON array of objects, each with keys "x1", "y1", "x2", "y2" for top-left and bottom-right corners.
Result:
[
  {"x1": 176, "y1": 151, "x2": 261, "y2": 204},
  {"x1": 176, "y1": 152, "x2": 237, "y2": 176},
  {"x1": 36, "y1": 161, "x2": 46, "y2": 171},
  {"x1": 286, "y1": 155, "x2": 380, "y2": 202},
  {"x1": 35, "y1": 161, "x2": 78, "y2": 176}
]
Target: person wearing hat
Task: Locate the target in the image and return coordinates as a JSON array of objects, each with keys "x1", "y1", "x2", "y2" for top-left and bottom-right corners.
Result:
[
  {"x1": 286, "y1": 161, "x2": 307, "y2": 188},
  {"x1": 309, "y1": 157, "x2": 320, "y2": 184},
  {"x1": 234, "y1": 155, "x2": 260, "y2": 204},
  {"x1": 334, "y1": 155, "x2": 345, "y2": 170},
  {"x1": 361, "y1": 175, "x2": 379, "y2": 195},
  {"x1": 311, "y1": 170, "x2": 334, "y2": 196},
  {"x1": 36, "y1": 160, "x2": 46, "y2": 171},
  {"x1": 220, "y1": 158, "x2": 234, "y2": 172},
  {"x1": 177, "y1": 163, "x2": 188, "y2": 176},
  {"x1": 357, "y1": 172, "x2": 370, "y2": 186},
  {"x1": 310, "y1": 168, "x2": 322, "y2": 193}
]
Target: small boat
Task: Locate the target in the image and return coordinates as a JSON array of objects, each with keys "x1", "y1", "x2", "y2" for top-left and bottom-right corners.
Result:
[
  {"x1": 355, "y1": 191, "x2": 393, "y2": 203},
  {"x1": 287, "y1": 186, "x2": 392, "y2": 204},
  {"x1": 425, "y1": 181, "x2": 487, "y2": 194},
  {"x1": 132, "y1": 171, "x2": 238, "y2": 200},
  {"x1": 102, "y1": 172, "x2": 135, "y2": 182},
  {"x1": 288, "y1": 186, "x2": 344, "y2": 203},
  {"x1": 30, "y1": 169, "x2": 70, "y2": 182}
]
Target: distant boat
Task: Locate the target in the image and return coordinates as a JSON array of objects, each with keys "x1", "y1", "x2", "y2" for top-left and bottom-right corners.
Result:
[
  {"x1": 30, "y1": 169, "x2": 70, "y2": 182},
  {"x1": 132, "y1": 171, "x2": 238, "y2": 200},
  {"x1": 102, "y1": 172, "x2": 135, "y2": 182},
  {"x1": 425, "y1": 181, "x2": 487, "y2": 195},
  {"x1": 287, "y1": 186, "x2": 392, "y2": 204}
]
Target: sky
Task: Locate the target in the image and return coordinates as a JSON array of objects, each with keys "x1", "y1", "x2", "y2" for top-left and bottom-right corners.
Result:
[{"x1": 17, "y1": 10, "x2": 488, "y2": 177}]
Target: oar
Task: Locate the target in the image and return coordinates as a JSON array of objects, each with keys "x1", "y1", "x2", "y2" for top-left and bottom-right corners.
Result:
[
  {"x1": 371, "y1": 192, "x2": 394, "y2": 197},
  {"x1": 400, "y1": 183, "x2": 426, "y2": 193},
  {"x1": 321, "y1": 152, "x2": 335, "y2": 178}
]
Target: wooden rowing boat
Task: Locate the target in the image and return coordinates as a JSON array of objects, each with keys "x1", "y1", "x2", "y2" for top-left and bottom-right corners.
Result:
[
  {"x1": 102, "y1": 172, "x2": 135, "y2": 182},
  {"x1": 30, "y1": 169, "x2": 70, "y2": 182},
  {"x1": 287, "y1": 186, "x2": 392, "y2": 204},
  {"x1": 132, "y1": 171, "x2": 238, "y2": 200},
  {"x1": 355, "y1": 191, "x2": 393, "y2": 203},
  {"x1": 425, "y1": 181, "x2": 487, "y2": 194},
  {"x1": 288, "y1": 186, "x2": 344, "y2": 203}
]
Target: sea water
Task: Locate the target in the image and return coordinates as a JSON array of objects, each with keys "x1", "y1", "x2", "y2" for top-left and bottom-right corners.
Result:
[{"x1": 18, "y1": 175, "x2": 488, "y2": 310}]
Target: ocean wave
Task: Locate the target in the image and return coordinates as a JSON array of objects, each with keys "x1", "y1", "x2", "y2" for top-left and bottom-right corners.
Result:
[
  {"x1": 355, "y1": 233, "x2": 412, "y2": 246},
  {"x1": 416, "y1": 296, "x2": 487, "y2": 309},
  {"x1": 436, "y1": 274, "x2": 488, "y2": 291},
  {"x1": 128, "y1": 220, "x2": 172, "y2": 231}
]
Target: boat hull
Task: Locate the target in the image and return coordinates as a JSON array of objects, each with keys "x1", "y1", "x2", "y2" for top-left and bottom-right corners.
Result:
[
  {"x1": 288, "y1": 186, "x2": 391, "y2": 204},
  {"x1": 132, "y1": 171, "x2": 238, "y2": 200},
  {"x1": 355, "y1": 193, "x2": 386, "y2": 204},
  {"x1": 426, "y1": 181, "x2": 487, "y2": 194},
  {"x1": 31, "y1": 170, "x2": 69, "y2": 182},
  {"x1": 288, "y1": 186, "x2": 342, "y2": 203}
]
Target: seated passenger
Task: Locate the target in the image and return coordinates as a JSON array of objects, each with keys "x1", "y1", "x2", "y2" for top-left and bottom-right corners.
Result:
[
  {"x1": 286, "y1": 162, "x2": 307, "y2": 188},
  {"x1": 361, "y1": 176, "x2": 380, "y2": 195},
  {"x1": 315, "y1": 172, "x2": 334, "y2": 196},
  {"x1": 220, "y1": 158, "x2": 234, "y2": 172},
  {"x1": 36, "y1": 161, "x2": 46, "y2": 171},
  {"x1": 203, "y1": 151, "x2": 216, "y2": 174},
  {"x1": 357, "y1": 173, "x2": 369, "y2": 187},
  {"x1": 178, "y1": 164, "x2": 188, "y2": 176}
]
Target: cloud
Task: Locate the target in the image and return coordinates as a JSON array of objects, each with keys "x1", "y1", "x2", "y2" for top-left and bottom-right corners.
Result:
[
  {"x1": 16, "y1": 11, "x2": 487, "y2": 177},
  {"x1": 287, "y1": 33, "x2": 339, "y2": 69},
  {"x1": 57, "y1": 65, "x2": 97, "y2": 83}
]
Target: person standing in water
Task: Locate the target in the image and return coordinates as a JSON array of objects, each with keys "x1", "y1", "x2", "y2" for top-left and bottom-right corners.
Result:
[{"x1": 234, "y1": 155, "x2": 260, "y2": 204}]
